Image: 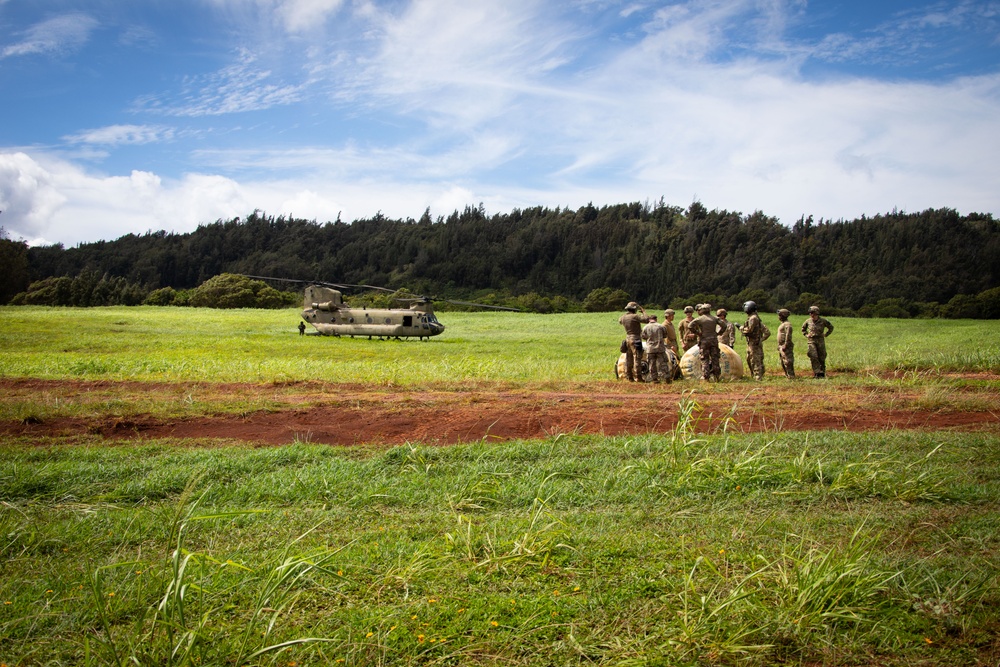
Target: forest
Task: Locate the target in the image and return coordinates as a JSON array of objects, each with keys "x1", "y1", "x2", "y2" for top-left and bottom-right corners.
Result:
[{"x1": 2, "y1": 201, "x2": 999, "y2": 317}]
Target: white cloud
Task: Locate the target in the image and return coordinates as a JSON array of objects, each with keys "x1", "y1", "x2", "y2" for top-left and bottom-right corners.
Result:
[
  {"x1": 132, "y1": 48, "x2": 307, "y2": 116},
  {"x1": 0, "y1": 153, "x2": 67, "y2": 240},
  {"x1": 2, "y1": 13, "x2": 98, "y2": 58},
  {"x1": 63, "y1": 125, "x2": 175, "y2": 146},
  {"x1": 274, "y1": 0, "x2": 346, "y2": 32},
  {"x1": 205, "y1": 0, "x2": 347, "y2": 33},
  {"x1": 0, "y1": 152, "x2": 252, "y2": 245},
  {"x1": 347, "y1": 0, "x2": 578, "y2": 125}
]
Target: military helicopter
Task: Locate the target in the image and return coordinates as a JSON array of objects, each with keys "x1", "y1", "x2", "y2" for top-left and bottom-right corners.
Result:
[{"x1": 244, "y1": 276, "x2": 517, "y2": 340}]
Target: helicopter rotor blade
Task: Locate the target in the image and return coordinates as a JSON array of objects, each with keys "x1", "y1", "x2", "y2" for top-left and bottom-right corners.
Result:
[
  {"x1": 392, "y1": 295, "x2": 520, "y2": 311},
  {"x1": 332, "y1": 283, "x2": 398, "y2": 294},
  {"x1": 238, "y1": 275, "x2": 397, "y2": 293},
  {"x1": 441, "y1": 299, "x2": 520, "y2": 311},
  {"x1": 239, "y1": 274, "x2": 309, "y2": 285}
]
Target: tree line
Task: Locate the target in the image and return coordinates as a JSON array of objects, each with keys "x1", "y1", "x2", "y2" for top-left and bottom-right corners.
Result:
[{"x1": 2, "y1": 201, "x2": 999, "y2": 317}]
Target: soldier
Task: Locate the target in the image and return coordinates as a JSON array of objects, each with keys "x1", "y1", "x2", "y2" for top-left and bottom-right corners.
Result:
[
  {"x1": 618, "y1": 301, "x2": 650, "y2": 382},
  {"x1": 801, "y1": 305, "x2": 834, "y2": 377},
  {"x1": 717, "y1": 308, "x2": 736, "y2": 348},
  {"x1": 776, "y1": 308, "x2": 795, "y2": 378},
  {"x1": 641, "y1": 315, "x2": 670, "y2": 383},
  {"x1": 690, "y1": 303, "x2": 724, "y2": 381},
  {"x1": 298, "y1": 321, "x2": 306, "y2": 336},
  {"x1": 663, "y1": 308, "x2": 680, "y2": 358},
  {"x1": 740, "y1": 300, "x2": 766, "y2": 380},
  {"x1": 678, "y1": 305, "x2": 697, "y2": 352}
]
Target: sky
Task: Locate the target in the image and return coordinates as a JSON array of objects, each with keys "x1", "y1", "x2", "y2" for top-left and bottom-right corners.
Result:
[{"x1": 1, "y1": 0, "x2": 999, "y2": 247}]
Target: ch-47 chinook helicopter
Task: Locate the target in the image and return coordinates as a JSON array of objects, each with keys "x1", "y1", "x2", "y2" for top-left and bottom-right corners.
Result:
[{"x1": 245, "y1": 276, "x2": 517, "y2": 340}]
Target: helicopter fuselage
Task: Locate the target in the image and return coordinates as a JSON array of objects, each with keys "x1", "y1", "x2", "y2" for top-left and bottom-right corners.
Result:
[{"x1": 301, "y1": 285, "x2": 445, "y2": 339}]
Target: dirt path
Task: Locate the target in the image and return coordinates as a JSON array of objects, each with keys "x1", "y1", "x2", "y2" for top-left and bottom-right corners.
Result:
[{"x1": 3, "y1": 377, "x2": 998, "y2": 446}]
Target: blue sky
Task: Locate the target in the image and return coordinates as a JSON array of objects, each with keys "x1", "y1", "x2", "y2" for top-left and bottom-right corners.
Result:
[{"x1": 1, "y1": 0, "x2": 998, "y2": 246}]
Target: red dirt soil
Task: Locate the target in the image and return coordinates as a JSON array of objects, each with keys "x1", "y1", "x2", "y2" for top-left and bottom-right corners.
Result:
[{"x1": 3, "y1": 378, "x2": 998, "y2": 446}]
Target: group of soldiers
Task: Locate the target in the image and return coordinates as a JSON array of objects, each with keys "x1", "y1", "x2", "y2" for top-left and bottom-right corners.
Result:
[{"x1": 619, "y1": 301, "x2": 834, "y2": 383}]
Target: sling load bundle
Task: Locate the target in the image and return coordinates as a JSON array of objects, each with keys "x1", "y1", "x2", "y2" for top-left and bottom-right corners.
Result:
[
  {"x1": 679, "y1": 343, "x2": 744, "y2": 380},
  {"x1": 615, "y1": 342, "x2": 680, "y2": 381}
]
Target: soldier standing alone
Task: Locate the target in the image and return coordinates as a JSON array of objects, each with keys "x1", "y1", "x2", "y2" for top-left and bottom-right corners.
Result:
[
  {"x1": 619, "y1": 301, "x2": 650, "y2": 382},
  {"x1": 801, "y1": 305, "x2": 834, "y2": 377},
  {"x1": 776, "y1": 309, "x2": 795, "y2": 378},
  {"x1": 740, "y1": 301, "x2": 766, "y2": 380}
]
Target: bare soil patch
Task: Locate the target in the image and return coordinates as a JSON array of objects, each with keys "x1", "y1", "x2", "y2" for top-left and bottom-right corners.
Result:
[{"x1": 3, "y1": 377, "x2": 998, "y2": 446}]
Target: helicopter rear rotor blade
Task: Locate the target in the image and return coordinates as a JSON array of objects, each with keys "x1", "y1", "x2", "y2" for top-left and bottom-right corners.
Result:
[{"x1": 442, "y1": 299, "x2": 520, "y2": 311}]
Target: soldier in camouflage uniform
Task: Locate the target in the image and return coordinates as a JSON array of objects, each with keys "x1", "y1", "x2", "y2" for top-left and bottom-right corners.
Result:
[
  {"x1": 690, "y1": 303, "x2": 724, "y2": 381},
  {"x1": 801, "y1": 305, "x2": 834, "y2": 377},
  {"x1": 717, "y1": 308, "x2": 736, "y2": 348},
  {"x1": 740, "y1": 300, "x2": 766, "y2": 380},
  {"x1": 663, "y1": 309, "x2": 683, "y2": 381},
  {"x1": 641, "y1": 315, "x2": 670, "y2": 383},
  {"x1": 776, "y1": 308, "x2": 795, "y2": 378},
  {"x1": 618, "y1": 301, "x2": 650, "y2": 382},
  {"x1": 663, "y1": 309, "x2": 680, "y2": 358},
  {"x1": 678, "y1": 305, "x2": 697, "y2": 352}
]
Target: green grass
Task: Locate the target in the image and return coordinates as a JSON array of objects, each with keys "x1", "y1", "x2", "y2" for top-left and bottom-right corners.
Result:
[
  {"x1": 1, "y1": 431, "x2": 998, "y2": 666},
  {"x1": 2, "y1": 306, "x2": 999, "y2": 665},
  {"x1": 1, "y1": 306, "x2": 998, "y2": 384}
]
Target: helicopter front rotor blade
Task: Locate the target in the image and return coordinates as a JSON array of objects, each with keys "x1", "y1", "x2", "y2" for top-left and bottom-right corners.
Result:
[
  {"x1": 333, "y1": 283, "x2": 398, "y2": 293},
  {"x1": 239, "y1": 274, "x2": 309, "y2": 285}
]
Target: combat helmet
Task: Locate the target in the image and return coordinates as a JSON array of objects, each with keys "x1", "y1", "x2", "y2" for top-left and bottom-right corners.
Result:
[
  {"x1": 625, "y1": 301, "x2": 638, "y2": 312},
  {"x1": 808, "y1": 305, "x2": 820, "y2": 314},
  {"x1": 743, "y1": 300, "x2": 757, "y2": 314}
]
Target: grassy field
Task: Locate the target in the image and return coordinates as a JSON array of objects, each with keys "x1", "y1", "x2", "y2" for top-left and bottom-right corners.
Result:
[
  {"x1": 1, "y1": 306, "x2": 998, "y2": 384},
  {"x1": 1, "y1": 306, "x2": 999, "y2": 666},
  {"x1": 2, "y1": 432, "x2": 999, "y2": 666}
]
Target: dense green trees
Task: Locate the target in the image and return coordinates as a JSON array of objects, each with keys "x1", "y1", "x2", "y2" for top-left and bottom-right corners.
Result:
[
  {"x1": 9, "y1": 272, "x2": 148, "y2": 306},
  {"x1": 5, "y1": 204, "x2": 1000, "y2": 316},
  {"x1": 0, "y1": 228, "x2": 30, "y2": 304}
]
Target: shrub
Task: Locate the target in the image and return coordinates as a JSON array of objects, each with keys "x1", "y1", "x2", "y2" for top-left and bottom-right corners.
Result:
[
  {"x1": 144, "y1": 287, "x2": 177, "y2": 306},
  {"x1": 583, "y1": 287, "x2": 632, "y2": 312},
  {"x1": 189, "y1": 274, "x2": 297, "y2": 309}
]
